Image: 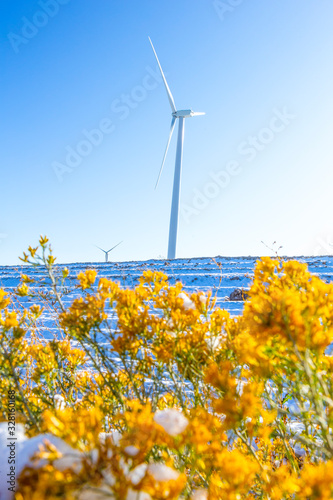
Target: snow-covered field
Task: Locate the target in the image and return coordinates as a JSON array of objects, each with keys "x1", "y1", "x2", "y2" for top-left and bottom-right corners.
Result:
[{"x1": 1, "y1": 255, "x2": 333, "y2": 331}]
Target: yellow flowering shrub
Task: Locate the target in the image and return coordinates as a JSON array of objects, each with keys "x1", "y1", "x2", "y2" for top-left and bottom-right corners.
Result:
[{"x1": 1, "y1": 237, "x2": 333, "y2": 498}]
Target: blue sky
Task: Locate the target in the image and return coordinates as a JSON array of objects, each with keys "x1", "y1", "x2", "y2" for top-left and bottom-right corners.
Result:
[{"x1": 1, "y1": 0, "x2": 333, "y2": 264}]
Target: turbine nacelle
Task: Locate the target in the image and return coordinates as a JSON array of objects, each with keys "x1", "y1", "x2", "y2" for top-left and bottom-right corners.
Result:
[{"x1": 173, "y1": 110, "x2": 205, "y2": 118}]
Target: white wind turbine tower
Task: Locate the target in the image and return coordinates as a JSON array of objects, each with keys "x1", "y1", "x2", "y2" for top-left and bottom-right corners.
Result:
[
  {"x1": 149, "y1": 37, "x2": 205, "y2": 260},
  {"x1": 96, "y1": 241, "x2": 122, "y2": 262}
]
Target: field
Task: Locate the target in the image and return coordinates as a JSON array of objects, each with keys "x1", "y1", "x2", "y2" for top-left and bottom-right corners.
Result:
[{"x1": 1, "y1": 255, "x2": 333, "y2": 333}]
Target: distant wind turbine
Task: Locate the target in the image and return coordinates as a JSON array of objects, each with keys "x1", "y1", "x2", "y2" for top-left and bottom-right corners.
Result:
[
  {"x1": 96, "y1": 241, "x2": 122, "y2": 262},
  {"x1": 149, "y1": 37, "x2": 205, "y2": 259}
]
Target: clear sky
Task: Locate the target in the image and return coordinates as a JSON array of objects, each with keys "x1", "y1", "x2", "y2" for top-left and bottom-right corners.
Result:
[{"x1": 1, "y1": 0, "x2": 333, "y2": 264}]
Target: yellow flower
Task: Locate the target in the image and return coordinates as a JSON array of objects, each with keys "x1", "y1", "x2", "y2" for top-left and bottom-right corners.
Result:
[
  {"x1": 297, "y1": 460, "x2": 333, "y2": 500},
  {"x1": 77, "y1": 269, "x2": 97, "y2": 289},
  {"x1": 39, "y1": 235, "x2": 49, "y2": 246},
  {"x1": 4, "y1": 311, "x2": 19, "y2": 329},
  {"x1": 17, "y1": 284, "x2": 29, "y2": 296},
  {"x1": 28, "y1": 246, "x2": 38, "y2": 258},
  {"x1": 0, "y1": 289, "x2": 10, "y2": 309}
]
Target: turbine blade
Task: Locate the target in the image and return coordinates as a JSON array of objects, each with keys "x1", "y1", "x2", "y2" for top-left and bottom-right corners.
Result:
[
  {"x1": 148, "y1": 37, "x2": 177, "y2": 113},
  {"x1": 191, "y1": 112, "x2": 206, "y2": 116},
  {"x1": 155, "y1": 116, "x2": 177, "y2": 189},
  {"x1": 106, "y1": 241, "x2": 123, "y2": 253},
  {"x1": 95, "y1": 245, "x2": 107, "y2": 253}
]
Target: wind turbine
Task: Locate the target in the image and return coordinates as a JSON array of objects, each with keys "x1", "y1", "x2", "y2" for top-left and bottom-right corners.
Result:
[
  {"x1": 95, "y1": 241, "x2": 122, "y2": 262},
  {"x1": 149, "y1": 37, "x2": 205, "y2": 260}
]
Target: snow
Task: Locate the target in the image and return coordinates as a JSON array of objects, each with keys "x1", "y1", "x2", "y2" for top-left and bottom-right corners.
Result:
[{"x1": 154, "y1": 409, "x2": 189, "y2": 436}]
